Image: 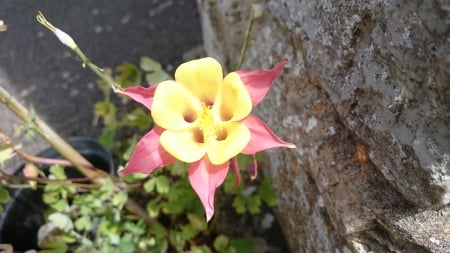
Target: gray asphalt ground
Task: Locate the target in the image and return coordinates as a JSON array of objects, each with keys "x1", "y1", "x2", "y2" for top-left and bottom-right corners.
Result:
[{"x1": 0, "y1": 1, "x2": 202, "y2": 167}]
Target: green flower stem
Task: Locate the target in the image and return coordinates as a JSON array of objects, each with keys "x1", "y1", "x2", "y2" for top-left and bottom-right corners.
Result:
[
  {"x1": 236, "y1": 6, "x2": 256, "y2": 70},
  {"x1": 72, "y1": 46, "x2": 120, "y2": 90}
]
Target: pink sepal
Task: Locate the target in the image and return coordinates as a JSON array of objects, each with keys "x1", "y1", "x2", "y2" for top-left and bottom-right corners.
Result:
[
  {"x1": 188, "y1": 157, "x2": 229, "y2": 221},
  {"x1": 242, "y1": 115, "x2": 296, "y2": 154},
  {"x1": 119, "y1": 126, "x2": 176, "y2": 175},
  {"x1": 115, "y1": 85, "x2": 158, "y2": 110},
  {"x1": 237, "y1": 59, "x2": 287, "y2": 106}
]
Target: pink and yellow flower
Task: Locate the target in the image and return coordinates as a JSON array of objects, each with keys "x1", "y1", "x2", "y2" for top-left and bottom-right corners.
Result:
[{"x1": 117, "y1": 57, "x2": 295, "y2": 221}]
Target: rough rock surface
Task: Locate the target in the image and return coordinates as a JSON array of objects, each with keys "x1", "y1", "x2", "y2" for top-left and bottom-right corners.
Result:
[{"x1": 197, "y1": 0, "x2": 450, "y2": 252}]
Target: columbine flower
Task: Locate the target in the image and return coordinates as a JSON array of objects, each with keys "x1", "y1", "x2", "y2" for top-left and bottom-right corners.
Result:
[{"x1": 117, "y1": 57, "x2": 295, "y2": 221}]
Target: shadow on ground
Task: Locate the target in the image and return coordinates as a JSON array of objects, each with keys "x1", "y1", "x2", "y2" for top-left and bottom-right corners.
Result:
[{"x1": 0, "y1": 0, "x2": 202, "y2": 137}]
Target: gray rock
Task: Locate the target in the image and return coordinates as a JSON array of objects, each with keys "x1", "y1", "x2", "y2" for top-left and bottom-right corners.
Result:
[{"x1": 198, "y1": 0, "x2": 450, "y2": 252}]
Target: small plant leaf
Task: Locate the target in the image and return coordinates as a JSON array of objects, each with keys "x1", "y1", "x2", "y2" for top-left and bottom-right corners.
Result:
[
  {"x1": 258, "y1": 178, "x2": 277, "y2": 207},
  {"x1": 246, "y1": 195, "x2": 261, "y2": 214},
  {"x1": 146, "y1": 198, "x2": 161, "y2": 218},
  {"x1": 48, "y1": 212, "x2": 73, "y2": 232},
  {"x1": 230, "y1": 238, "x2": 254, "y2": 253},
  {"x1": 155, "y1": 175, "x2": 170, "y2": 194},
  {"x1": 143, "y1": 177, "x2": 156, "y2": 192},
  {"x1": 140, "y1": 56, "x2": 162, "y2": 72},
  {"x1": 145, "y1": 71, "x2": 171, "y2": 84},
  {"x1": 74, "y1": 216, "x2": 92, "y2": 231},
  {"x1": 112, "y1": 191, "x2": 128, "y2": 208},
  {"x1": 213, "y1": 235, "x2": 230, "y2": 252},
  {"x1": 115, "y1": 63, "x2": 141, "y2": 88},
  {"x1": 232, "y1": 195, "x2": 246, "y2": 214},
  {"x1": 49, "y1": 165, "x2": 67, "y2": 180},
  {"x1": 0, "y1": 188, "x2": 10, "y2": 203},
  {"x1": 187, "y1": 213, "x2": 207, "y2": 231}
]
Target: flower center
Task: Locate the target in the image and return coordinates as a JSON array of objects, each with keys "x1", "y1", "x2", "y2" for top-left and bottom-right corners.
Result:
[{"x1": 198, "y1": 103, "x2": 225, "y2": 143}]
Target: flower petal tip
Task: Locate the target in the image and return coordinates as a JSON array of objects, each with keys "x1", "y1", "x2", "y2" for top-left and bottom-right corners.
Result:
[{"x1": 206, "y1": 210, "x2": 214, "y2": 222}]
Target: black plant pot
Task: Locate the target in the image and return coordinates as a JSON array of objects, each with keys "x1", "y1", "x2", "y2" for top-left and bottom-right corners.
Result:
[{"x1": 0, "y1": 137, "x2": 114, "y2": 251}]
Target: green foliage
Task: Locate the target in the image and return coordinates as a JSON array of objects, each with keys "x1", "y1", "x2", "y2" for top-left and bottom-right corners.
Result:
[
  {"x1": 0, "y1": 57, "x2": 279, "y2": 252},
  {"x1": 223, "y1": 154, "x2": 278, "y2": 215},
  {"x1": 0, "y1": 187, "x2": 10, "y2": 213},
  {"x1": 140, "y1": 56, "x2": 172, "y2": 84}
]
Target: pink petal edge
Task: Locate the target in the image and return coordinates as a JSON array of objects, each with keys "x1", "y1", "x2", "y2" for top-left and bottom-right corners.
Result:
[
  {"x1": 242, "y1": 114, "x2": 296, "y2": 154},
  {"x1": 115, "y1": 85, "x2": 158, "y2": 111},
  {"x1": 119, "y1": 126, "x2": 176, "y2": 175},
  {"x1": 188, "y1": 157, "x2": 229, "y2": 221},
  {"x1": 237, "y1": 59, "x2": 287, "y2": 106}
]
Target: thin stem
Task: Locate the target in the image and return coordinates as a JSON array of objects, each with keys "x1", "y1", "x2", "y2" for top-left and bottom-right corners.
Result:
[
  {"x1": 15, "y1": 149, "x2": 93, "y2": 169},
  {"x1": 236, "y1": 6, "x2": 256, "y2": 70},
  {"x1": 32, "y1": 11, "x2": 160, "y2": 227},
  {"x1": 0, "y1": 86, "x2": 103, "y2": 180},
  {"x1": 72, "y1": 47, "x2": 120, "y2": 90},
  {"x1": 0, "y1": 173, "x2": 95, "y2": 184}
]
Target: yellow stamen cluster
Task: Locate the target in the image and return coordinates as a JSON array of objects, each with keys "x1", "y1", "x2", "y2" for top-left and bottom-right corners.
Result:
[{"x1": 198, "y1": 104, "x2": 219, "y2": 143}]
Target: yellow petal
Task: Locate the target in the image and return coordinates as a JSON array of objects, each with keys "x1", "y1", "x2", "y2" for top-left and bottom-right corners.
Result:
[
  {"x1": 151, "y1": 80, "x2": 202, "y2": 131},
  {"x1": 213, "y1": 72, "x2": 252, "y2": 122},
  {"x1": 175, "y1": 57, "x2": 222, "y2": 105},
  {"x1": 160, "y1": 128, "x2": 207, "y2": 163},
  {"x1": 207, "y1": 122, "x2": 250, "y2": 165}
]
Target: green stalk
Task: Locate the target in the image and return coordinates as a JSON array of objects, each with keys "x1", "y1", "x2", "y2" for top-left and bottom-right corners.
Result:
[{"x1": 236, "y1": 6, "x2": 256, "y2": 70}]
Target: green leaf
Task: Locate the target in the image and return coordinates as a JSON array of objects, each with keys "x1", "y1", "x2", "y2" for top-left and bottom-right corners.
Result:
[
  {"x1": 43, "y1": 192, "x2": 59, "y2": 205},
  {"x1": 236, "y1": 154, "x2": 253, "y2": 171},
  {"x1": 74, "y1": 216, "x2": 92, "y2": 231},
  {"x1": 155, "y1": 175, "x2": 170, "y2": 194},
  {"x1": 169, "y1": 160, "x2": 187, "y2": 176},
  {"x1": 120, "y1": 172, "x2": 148, "y2": 184},
  {"x1": 121, "y1": 135, "x2": 138, "y2": 161},
  {"x1": 94, "y1": 101, "x2": 117, "y2": 126},
  {"x1": 143, "y1": 177, "x2": 156, "y2": 193},
  {"x1": 51, "y1": 199, "x2": 69, "y2": 212},
  {"x1": 187, "y1": 213, "x2": 207, "y2": 231},
  {"x1": 149, "y1": 223, "x2": 167, "y2": 239},
  {"x1": 230, "y1": 238, "x2": 254, "y2": 253},
  {"x1": 258, "y1": 178, "x2": 277, "y2": 207},
  {"x1": 213, "y1": 235, "x2": 230, "y2": 252},
  {"x1": 115, "y1": 63, "x2": 141, "y2": 88},
  {"x1": 48, "y1": 212, "x2": 73, "y2": 232},
  {"x1": 181, "y1": 224, "x2": 199, "y2": 241},
  {"x1": 189, "y1": 245, "x2": 213, "y2": 253},
  {"x1": 112, "y1": 191, "x2": 128, "y2": 208},
  {"x1": 162, "y1": 198, "x2": 184, "y2": 215},
  {"x1": 146, "y1": 198, "x2": 161, "y2": 218},
  {"x1": 39, "y1": 235, "x2": 69, "y2": 253},
  {"x1": 98, "y1": 127, "x2": 116, "y2": 149},
  {"x1": 140, "y1": 56, "x2": 162, "y2": 72},
  {"x1": 223, "y1": 171, "x2": 240, "y2": 193},
  {"x1": 118, "y1": 241, "x2": 137, "y2": 253},
  {"x1": 232, "y1": 195, "x2": 246, "y2": 214},
  {"x1": 246, "y1": 195, "x2": 261, "y2": 214},
  {"x1": 123, "y1": 220, "x2": 146, "y2": 236},
  {"x1": 123, "y1": 108, "x2": 151, "y2": 129},
  {"x1": 145, "y1": 71, "x2": 171, "y2": 84},
  {"x1": 49, "y1": 165, "x2": 67, "y2": 180},
  {"x1": 0, "y1": 187, "x2": 10, "y2": 203}
]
